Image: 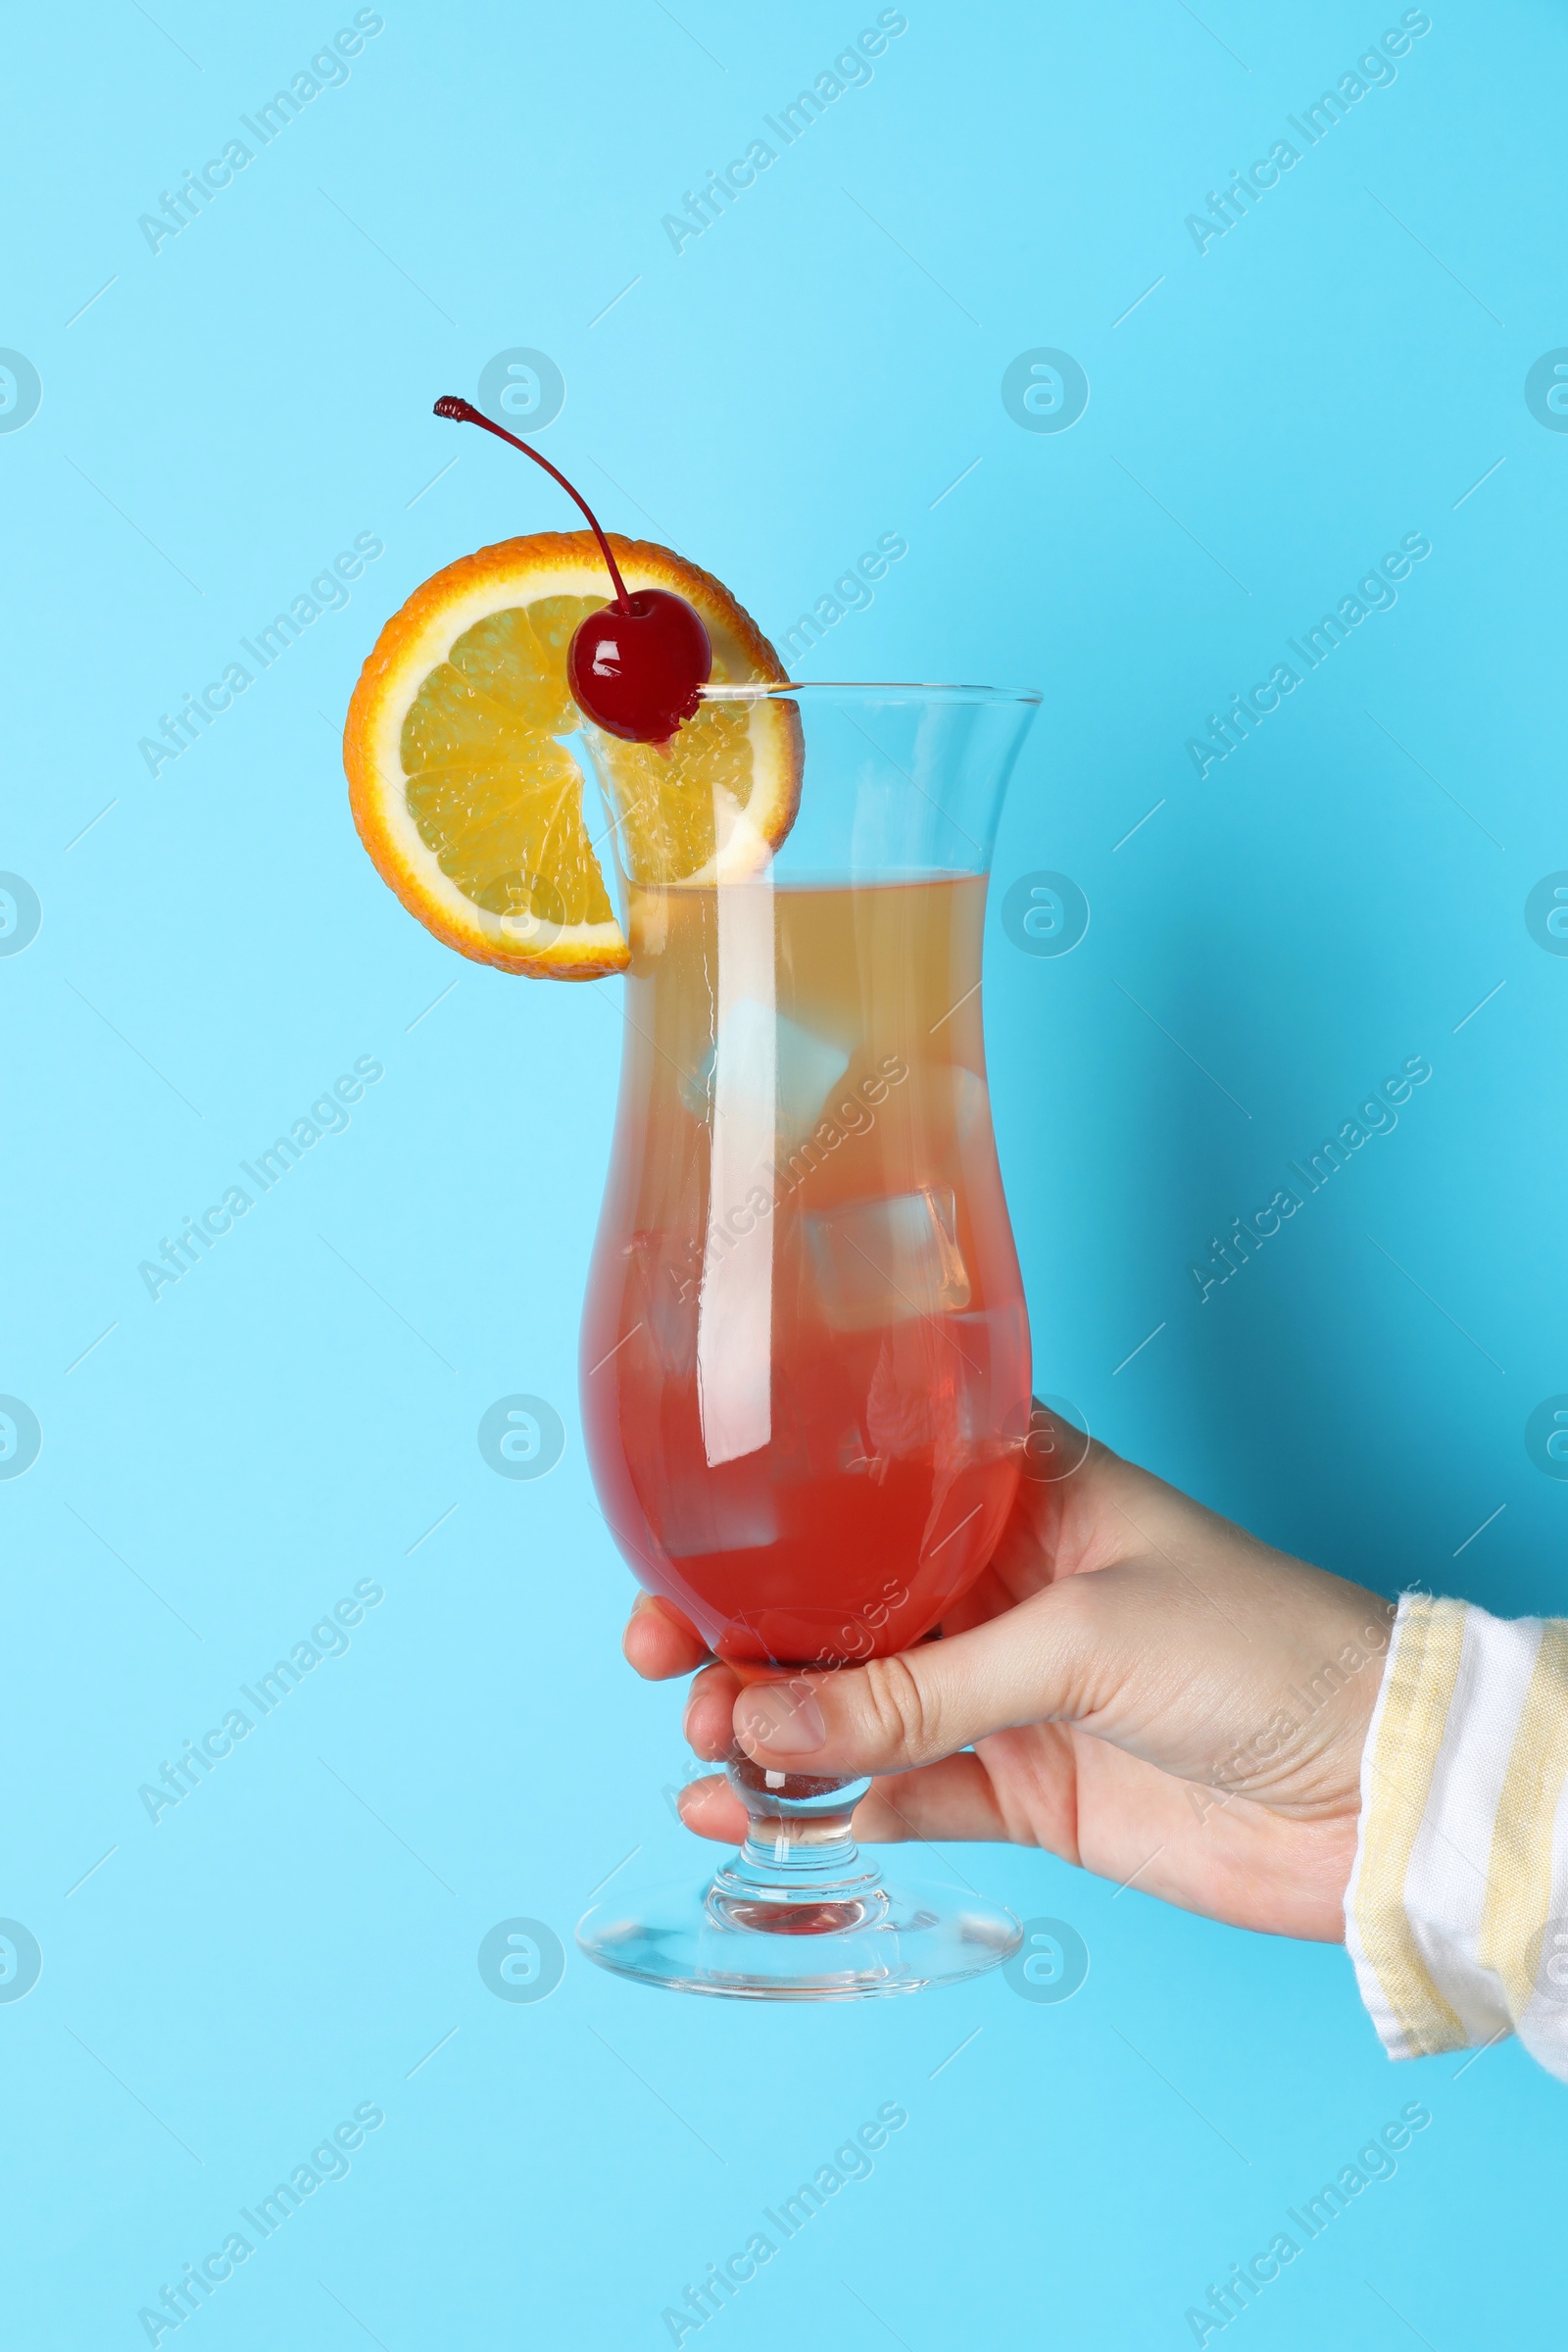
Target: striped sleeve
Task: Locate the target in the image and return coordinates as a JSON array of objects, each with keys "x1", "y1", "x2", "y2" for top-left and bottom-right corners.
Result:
[{"x1": 1345, "y1": 1592, "x2": 1568, "y2": 2082}]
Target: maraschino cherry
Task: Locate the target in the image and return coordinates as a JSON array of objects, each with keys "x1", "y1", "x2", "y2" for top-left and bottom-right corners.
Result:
[{"x1": 433, "y1": 396, "x2": 711, "y2": 744}]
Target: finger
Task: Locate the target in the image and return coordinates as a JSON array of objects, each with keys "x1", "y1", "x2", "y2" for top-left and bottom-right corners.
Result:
[
  {"x1": 683, "y1": 1662, "x2": 742, "y2": 1761},
  {"x1": 731, "y1": 1568, "x2": 1145, "y2": 1779},
  {"x1": 676, "y1": 1755, "x2": 1008, "y2": 1849},
  {"x1": 676, "y1": 1774, "x2": 748, "y2": 1842},
  {"x1": 621, "y1": 1592, "x2": 710, "y2": 1681}
]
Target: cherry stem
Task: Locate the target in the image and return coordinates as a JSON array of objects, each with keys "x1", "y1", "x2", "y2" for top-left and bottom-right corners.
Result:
[{"x1": 433, "y1": 395, "x2": 632, "y2": 612}]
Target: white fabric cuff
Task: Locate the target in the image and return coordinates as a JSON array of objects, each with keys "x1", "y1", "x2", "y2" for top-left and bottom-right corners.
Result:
[{"x1": 1345, "y1": 1592, "x2": 1568, "y2": 2083}]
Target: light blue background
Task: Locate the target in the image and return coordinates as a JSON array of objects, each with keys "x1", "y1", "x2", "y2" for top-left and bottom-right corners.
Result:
[{"x1": 4, "y1": 3, "x2": 1565, "y2": 2345}]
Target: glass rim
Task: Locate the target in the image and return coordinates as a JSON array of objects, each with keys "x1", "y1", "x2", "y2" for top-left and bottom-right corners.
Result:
[{"x1": 698, "y1": 679, "x2": 1043, "y2": 708}]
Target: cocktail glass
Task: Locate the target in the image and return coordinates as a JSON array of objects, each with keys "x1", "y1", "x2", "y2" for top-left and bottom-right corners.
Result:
[{"x1": 575, "y1": 683, "x2": 1040, "y2": 1997}]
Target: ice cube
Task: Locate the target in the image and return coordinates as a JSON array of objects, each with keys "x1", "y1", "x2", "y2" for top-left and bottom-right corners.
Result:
[
  {"x1": 776, "y1": 1013, "x2": 852, "y2": 1145},
  {"x1": 655, "y1": 1470, "x2": 779, "y2": 1561},
  {"x1": 865, "y1": 1319, "x2": 954, "y2": 1457},
  {"x1": 953, "y1": 1066, "x2": 988, "y2": 1143},
  {"x1": 805, "y1": 1188, "x2": 972, "y2": 1333},
  {"x1": 620, "y1": 1232, "x2": 702, "y2": 1375},
  {"x1": 679, "y1": 1000, "x2": 850, "y2": 1146}
]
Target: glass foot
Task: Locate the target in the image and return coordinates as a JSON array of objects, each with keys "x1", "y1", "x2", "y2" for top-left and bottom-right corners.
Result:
[
  {"x1": 577, "y1": 1868, "x2": 1020, "y2": 1998},
  {"x1": 576, "y1": 1762, "x2": 1020, "y2": 1999}
]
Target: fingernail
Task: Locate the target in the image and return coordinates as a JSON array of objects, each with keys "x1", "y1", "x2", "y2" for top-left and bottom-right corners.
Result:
[{"x1": 735, "y1": 1682, "x2": 826, "y2": 1755}]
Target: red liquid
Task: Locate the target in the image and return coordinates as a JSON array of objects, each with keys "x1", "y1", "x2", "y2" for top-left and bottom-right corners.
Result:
[{"x1": 580, "y1": 875, "x2": 1030, "y2": 1668}]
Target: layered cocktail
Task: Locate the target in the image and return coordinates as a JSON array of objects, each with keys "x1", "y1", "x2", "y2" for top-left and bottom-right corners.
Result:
[{"x1": 344, "y1": 404, "x2": 1038, "y2": 1994}]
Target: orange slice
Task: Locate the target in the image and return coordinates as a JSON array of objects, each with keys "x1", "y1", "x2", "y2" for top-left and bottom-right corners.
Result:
[{"x1": 343, "y1": 531, "x2": 801, "y2": 978}]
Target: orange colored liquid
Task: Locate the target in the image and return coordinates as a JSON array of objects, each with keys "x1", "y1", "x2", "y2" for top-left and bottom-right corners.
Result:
[{"x1": 580, "y1": 875, "x2": 1030, "y2": 1667}]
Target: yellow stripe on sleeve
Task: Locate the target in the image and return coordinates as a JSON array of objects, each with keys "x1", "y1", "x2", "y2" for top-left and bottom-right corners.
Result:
[
  {"x1": 1478, "y1": 1618, "x2": 1568, "y2": 2023},
  {"x1": 1352, "y1": 1596, "x2": 1469, "y2": 2056}
]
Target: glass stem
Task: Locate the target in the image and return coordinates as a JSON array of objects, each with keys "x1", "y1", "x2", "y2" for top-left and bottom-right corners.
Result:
[{"x1": 708, "y1": 1756, "x2": 887, "y2": 1936}]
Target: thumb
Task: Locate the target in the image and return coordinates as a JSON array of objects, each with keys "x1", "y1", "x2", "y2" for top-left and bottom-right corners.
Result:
[{"x1": 733, "y1": 1577, "x2": 1116, "y2": 1778}]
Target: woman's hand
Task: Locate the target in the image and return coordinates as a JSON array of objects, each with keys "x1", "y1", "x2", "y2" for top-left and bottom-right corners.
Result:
[{"x1": 622, "y1": 1412, "x2": 1395, "y2": 1941}]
